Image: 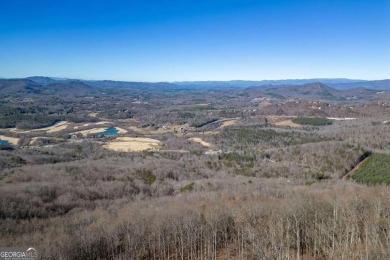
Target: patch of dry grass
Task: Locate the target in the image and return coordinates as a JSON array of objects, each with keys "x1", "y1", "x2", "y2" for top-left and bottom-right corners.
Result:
[
  {"x1": 119, "y1": 118, "x2": 139, "y2": 123},
  {"x1": 219, "y1": 119, "x2": 237, "y2": 128},
  {"x1": 9, "y1": 121, "x2": 70, "y2": 134},
  {"x1": 94, "y1": 121, "x2": 111, "y2": 125},
  {"x1": 0, "y1": 135, "x2": 20, "y2": 145},
  {"x1": 75, "y1": 127, "x2": 108, "y2": 135},
  {"x1": 274, "y1": 119, "x2": 301, "y2": 127},
  {"x1": 115, "y1": 127, "x2": 128, "y2": 134},
  {"x1": 267, "y1": 116, "x2": 300, "y2": 127},
  {"x1": 40, "y1": 121, "x2": 69, "y2": 133},
  {"x1": 88, "y1": 112, "x2": 98, "y2": 117},
  {"x1": 129, "y1": 124, "x2": 186, "y2": 134},
  {"x1": 190, "y1": 137, "x2": 212, "y2": 148},
  {"x1": 258, "y1": 100, "x2": 272, "y2": 107},
  {"x1": 104, "y1": 137, "x2": 161, "y2": 152}
]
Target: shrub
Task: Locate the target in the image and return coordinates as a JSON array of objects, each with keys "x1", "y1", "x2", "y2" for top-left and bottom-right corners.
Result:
[
  {"x1": 145, "y1": 174, "x2": 156, "y2": 185},
  {"x1": 180, "y1": 182, "x2": 195, "y2": 192},
  {"x1": 312, "y1": 172, "x2": 329, "y2": 181}
]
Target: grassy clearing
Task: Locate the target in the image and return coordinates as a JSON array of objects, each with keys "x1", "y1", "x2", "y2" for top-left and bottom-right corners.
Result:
[
  {"x1": 274, "y1": 119, "x2": 301, "y2": 127},
  {"x1": 129, "y1": 124, "x2": 186, "y2": 134},
  {"x1": 219, "y1": 119, "x2": 237, "y2": 128},
  {"x1": 104, "y1": 137, "x2": 161, "y2": 152},
  {"x1": 115, "y1": 127, "x2": 128, "y2": 134},
  {"x1": 190, "y1": 137, "x2": 212, "y2": 148},
  {"x1": 88, "y1": 112, "x2": 98, "y2": 117},
  {"x1": 350, "y1": 153, "x2": 390, "y2": 184},
  {"x1": 75, "y1": 127, "x2": 108, "y2": 135},
  {"x1": 0, "y1": 135, "x2": 20, "y2": 145},
  {"x1": 292, "y1": 117, "x2": 333, "y2": 126},
  {"x1": 9, "y1": 121, "x2": 70, "y2": 133}
]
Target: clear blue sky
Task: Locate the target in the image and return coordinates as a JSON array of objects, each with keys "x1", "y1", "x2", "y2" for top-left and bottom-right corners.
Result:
[{"x1": 0, "y1": 0, "x2": 389, "y2": 81}]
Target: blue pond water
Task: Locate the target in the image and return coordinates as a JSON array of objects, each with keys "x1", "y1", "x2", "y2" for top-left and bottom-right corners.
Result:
[
  {"x1": 0, "y1": 140, "x2": 9, "y2": 145},
  {"x1": 97, "y1": 127, "x2": 119, "y2": 136}
]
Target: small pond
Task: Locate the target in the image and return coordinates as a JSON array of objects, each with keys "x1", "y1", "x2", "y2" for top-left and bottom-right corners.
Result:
[{"x1": 97, "y1": 127, "x2": 119, "y2": 136}]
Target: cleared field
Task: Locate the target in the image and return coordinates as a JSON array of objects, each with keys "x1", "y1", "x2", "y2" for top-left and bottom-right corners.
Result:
[
  {"x1": 190, "y1": 137, "x2": 212, "y2": 148},
  {"x1": 9, "y1": 121, "x2": 70, "y2": 133},
  {"x1": 274, "y1": 119, "x2": 301, "y2": 127},
  {"x1": 350, "y1": 153, "x2": 390, "y2": 184},
  {"x1": 0, "y1": 135, "x2": 20, "y2": 145},
  {"x1": 267, "y1": 116, "x2": 300, "y2": 127},
  {"x1": 119, "y1": 118, "x2": 140, "y2": 123},
  {"x1": 115, "y1": 127, "x2": 128, "y2": 134},
  {"x1": 129, "y1": 124, "x2": 186, "y2": 134},
  {"x1": 95, "y1": 121, "x2": 111, "y2": 125},
  {"x1": 219, "y1": 119, "x2": 237, "y2": 128},
  {"x1": 202, "y1": 131, "x2": 220, "y2": 135},
  {"x1": 292, "y1": 117, "x2": 333, "y2": 126},
  {"x1": 44, "y1": 121, "x2": 70, "y2": 133},
  {"x1": 128, "y1": 126, "x2": 151, "y2": 134},
  {"x1": 28, "y1": 137, "x2": 64, "y2": 146},
  {"x1": 104, "y1": 137, "x2": 161, "y2": 152},
  {"x1": 88, "y1": 112, "x2": 98, "y2": 117},
  {"x1": 343, "y1": 157, "x2": 370, "y2": 180},
  {"x1": 75, "y1": 121, "x2": 111, "y2": 129},
  {"x1": 258, "y1": 100, "x2": 272, "y2": 107},
  {"x1": 75, "y1": 127, "x2": 108, "y2": 135},
  {"x1": 131, "y1": 101, "x2": 149, "y2": 104},
  {"x1": 74, "y1": 126, "x2": 126, "y2": 136}
]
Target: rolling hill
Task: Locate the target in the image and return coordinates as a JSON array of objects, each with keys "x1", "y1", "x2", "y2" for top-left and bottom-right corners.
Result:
[
  {"x1": 330, "y1": 79, "x2": 390, "y2": 90},
  {"x1": 0, "y1": 79, "x2": 96, "y2": 97}
]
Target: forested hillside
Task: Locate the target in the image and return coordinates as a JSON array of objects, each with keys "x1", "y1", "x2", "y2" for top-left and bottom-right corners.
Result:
[{"x1": 0, "y1": 78, "x2": 389, "y2": 259}]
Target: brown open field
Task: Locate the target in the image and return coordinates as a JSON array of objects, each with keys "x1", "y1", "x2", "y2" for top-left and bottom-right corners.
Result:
[
  {"x1": 74, "y1": 127, "x2": 107, "y2": 135},
  {"x1": 190, "y1": 137, "x2": 212, "y2": 147},
  {"x1": 94, "y1": 121, "x2": 112, "y2": 125},
  {"x1": 115, "y1": 127, "x2": 128, "y2": 134},
  {"x1": 258, "y1": 100, "x2": 272, "y2": 107},
  {"x1": 0, "y1": 135, "x2": 20, "y2": 145},
  {"x1": 129, "y1": 124, "x2": 186, "y2": 134},
  {"x1": 274, "y1": 119, "x2": 301, "y2": 127},
  {"x1": 88, "y1": 112, "x2": 98, "y2": 117},
  {"x1": 9, "y1": 121, "x2": 70, "y2": 134},
  {"x1": 104, "y1": 137, "x2": 161, "y2": 152},
  {"x1": 267, "y1": 116, "x2": 300, "y2": 127},
  {"x1": 119, "y1": 118, "x2": 140, "y2": 123},
  {"x1": 219, "y1": 119, "x2": 237, "y2": 128}
]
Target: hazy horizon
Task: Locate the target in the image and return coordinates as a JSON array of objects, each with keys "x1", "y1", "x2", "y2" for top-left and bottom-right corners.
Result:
[{"x1": 3, "y1": 75, "x2": 389, "y2": 83}]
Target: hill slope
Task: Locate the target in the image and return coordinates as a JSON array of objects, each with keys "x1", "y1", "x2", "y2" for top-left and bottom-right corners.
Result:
[{"x1": 330, "y1": 79, "x2": 390, "y2": 90}]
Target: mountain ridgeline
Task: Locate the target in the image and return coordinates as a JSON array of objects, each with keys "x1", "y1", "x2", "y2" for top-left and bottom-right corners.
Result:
[{"x1": 1, "y1": 77, "x2": 389, "y2": 101}]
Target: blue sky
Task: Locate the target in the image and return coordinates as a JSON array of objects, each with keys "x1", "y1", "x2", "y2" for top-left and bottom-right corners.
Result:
[{"x1": 0, "y1": 0, "x2": 389, "y2": 81}]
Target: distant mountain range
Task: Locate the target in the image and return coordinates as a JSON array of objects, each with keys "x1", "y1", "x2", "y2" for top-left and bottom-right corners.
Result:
[
  {"x1": 18, "y1": 76, "x2": 390, "y2": 90},
  {"x1": 1, "y1": 77, "x2": 389, "y2": 101},
  {"x1": 174, "y1": 78, "x2": 365, "y2": 88},
  {"x1": 0, "y1": 78, "x2": 96, "y2": 96},
  {"x1": 246, "y1": 82, "x2": 390, "y2": 101},
  {"x1": 23, "y1": 76, "x2": 180, "y2": 91},
  {"x1": 329, "y1": 80, "x2": 390, "y2": 90}
]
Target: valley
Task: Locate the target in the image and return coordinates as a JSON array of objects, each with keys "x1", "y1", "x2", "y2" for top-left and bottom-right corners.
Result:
[{"x1": 0, "y1": 77, "x2": 389, "y2": 259}]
